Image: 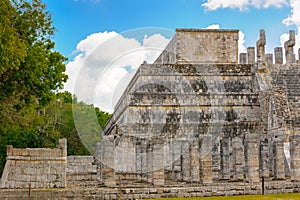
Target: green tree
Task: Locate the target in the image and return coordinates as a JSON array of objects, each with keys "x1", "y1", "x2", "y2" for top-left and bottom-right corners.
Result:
[{"x1": 0, "y1": 0, "x2": 67, "y2": 174}]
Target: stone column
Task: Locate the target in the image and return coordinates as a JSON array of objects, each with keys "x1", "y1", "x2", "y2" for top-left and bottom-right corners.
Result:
[
  {"x1": 232, "y1": 137, "x2": 244, "y2": 181},
  {"x1": 247, "y1": 47, "x2": 255, "y2": 64},
  {"x1": 146, "y1": 140, "x2": 153, "y2": 183},
  {"x1": 266, "y1": 54, "x2": 273, "y2": 65},
  {"x1": 245, "y1": 134, "x2": 259, "y2": 183},
  {"x1": 101, "y1": 136, "x2": 116, "y2": 187},
  {"x1": 284, "y1": 30, "x2": 296, "y2": 64},
  {"x1": 136, "y1": 139, "x2": 148, "y2": 182},
  {"x1": 259, "y1": 140, "x2": 270, "y2": 178},
  {"x1": 172, "y1": 140, "x2": 182, "y2": 180},
  {"x1": 58, "y1": 138, "x2": 67, "y2": 157},
  {"x1": 182, "y1": 140, "x2": 191, "y2": 182},
  {"x1": 272, "y1": 135, "x2": 285, "y2": 179},
  {"x1": 152, "y1": 138, "x2": 164, "y2": 185},
  {"x1": 298, "y1": 48, "x2": 300, "y2": 64},
  {"x1": 239, "y1": 53, "x2": 247, "y2": 64},
  {"x1": 290, "y1": 135, "x2": 300, "y2": 181},
  {"x1": 221, "y1": 138, "x2": 230, "y2": 180},
  {"x1": 212, "y1": 136, "x2": 221, "y2": 181},
  {"x1": 274, "y1": 47, "x2": 283, "y2": 64},
  {"x1": 94, "y1": 142, "x2": 103, "y2": 184},
  {"x1": 191, "y1": 139, "x2": 200, "y2": 182},
  {"x1": 200, "y1": 134, "x2": 213, "y2": 184},
  {"x1": 256, "y1": 29, "x2": 266, "y2": 63},
  {"x1": 58, "y1": 138, "x2": 67, "y2": 188}
]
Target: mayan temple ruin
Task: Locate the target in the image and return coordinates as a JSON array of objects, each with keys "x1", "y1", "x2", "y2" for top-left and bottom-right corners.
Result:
[
  {"x1": 96, "y1": 28, "x2": 300, "y2": 187},
  {"x1": 1, "y1": 28, "x2": 300, "y2": 199}
]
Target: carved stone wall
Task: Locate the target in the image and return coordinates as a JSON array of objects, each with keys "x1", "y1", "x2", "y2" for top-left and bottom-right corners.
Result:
[
  {"x1": 0, "y1": 139, "x2": 67, "y2": 189},
  {"x1": 155, "y1": 29, "x2": 239, "y2": 64},
  {"x1": 99, "y1": 28, "x2": 300, "y2": 188}
]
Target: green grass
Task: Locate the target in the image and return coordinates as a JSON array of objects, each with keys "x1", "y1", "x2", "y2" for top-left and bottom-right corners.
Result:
[{"x1": 150, "y1": 193, "x2": 300, "y2": 200}]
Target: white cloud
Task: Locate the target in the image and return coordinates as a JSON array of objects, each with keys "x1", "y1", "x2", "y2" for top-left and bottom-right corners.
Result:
[
  {"x1": 205, "y1": 24, "x2": 220, "y2": 29},
  {"x1": 202, "y1": 0, "x2": 288, "y2": 11},
  {"x1": 282, "y1": 0, "x2": 300, "y2": 26},
  {"x1": 65, "y1": 31, "x2": 170, "y2": 113},
  {"x1": 239, "y1": 31, "x2": 247, "y2": 53},
  {"x1": 281, "y1": 0, "x2": 300, "y2": 60}
]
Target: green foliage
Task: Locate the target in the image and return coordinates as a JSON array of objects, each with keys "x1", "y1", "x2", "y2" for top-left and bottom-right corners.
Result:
[
  {"x1": 55, "y1": 92, "x2": 91, "y2": 155},
  {"x1": 95, "y1": 107, "x2": 111, "y2": 129},
  {"x1": 0, "y1": 0, "x2": 111, "y2": 177}
]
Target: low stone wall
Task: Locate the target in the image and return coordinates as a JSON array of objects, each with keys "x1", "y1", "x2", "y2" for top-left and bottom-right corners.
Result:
[
  {"x1": 66, "y1": 156, "x2": 97, "y2": 182},
  {"x1": 0, "y1": 139, "x2": 67, "y2": 189},
  {"x1": 0, "y1": 181, "x2": 299, "y2": 200}
]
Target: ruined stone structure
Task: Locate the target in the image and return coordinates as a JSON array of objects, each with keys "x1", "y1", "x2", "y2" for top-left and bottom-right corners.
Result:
[
  {"x1": 0, "y1": 139, "x2": 67, "y2": 188},
  {"x1": 1, "y1": 28, "x2": 300, "y2": 199},
  {"x1": 96, "y1": 28, "x2": 300, "y2": 188}
]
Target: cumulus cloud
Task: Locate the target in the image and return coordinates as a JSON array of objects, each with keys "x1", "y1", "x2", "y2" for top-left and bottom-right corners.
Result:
[
  {"x1": 202, "y1": 0, "x2": 288, "y2": 11},
  {"x1": 65, "y1": 30, "x2": 171, "y2": 113},
  {"x1": 205, "y1": 24, "x2": 220, "y2": 29},
  {"x1": 283, "y1": 0, "x2": 300, "y2": 26},
  {"x1": 281, "y1": 0, "x2": 300, "y2": 60},
  {"x1": 239, "y1": 31, "x2": 247, "y2": 53}
]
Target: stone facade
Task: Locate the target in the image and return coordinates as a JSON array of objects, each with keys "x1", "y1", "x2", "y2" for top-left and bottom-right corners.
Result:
[
  {"x1": 1, "y1": 181, "x2": 300, "y2": 199},
  {"x1": 66, "y1": 156, "x2": 97, "y2": 182},
  {"x1": 97, "y1": 28, "x2": 300, "y2": 188},
  {"x1": 155, "y1": 29, "x2": 239, "y2": 64},
  {"x1": 1, "y1": 28, "x2": 300, "y2": 198},
  {"x1": 0, "y1": 139, "x2": 67, "y2": 189}
]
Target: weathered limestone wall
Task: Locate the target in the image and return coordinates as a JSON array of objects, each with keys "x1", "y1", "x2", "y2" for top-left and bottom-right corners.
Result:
[
  {"x1": 99, "y1": 28, "x2": 300, "y2": 189},
  {"x1": 66, "y1": 156, "x2": 97, "y2": 182},
  {"x1": 155, "y1": 28, "x2": 239, "y2": 64},
  {"x1": 1, "y1": 181, "x2": 300, "y2": 200},
  {"x1": 0, "y1": 139, "x2": 67, "y2": 189}
]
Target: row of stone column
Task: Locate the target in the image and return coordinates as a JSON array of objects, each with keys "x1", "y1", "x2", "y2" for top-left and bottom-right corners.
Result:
[
  {"x1": 239, "y1": 30, "x2": 300, "y2": 65},
  {"x1": 96, "y1": 134, "x2": 300, "y2": 186}
]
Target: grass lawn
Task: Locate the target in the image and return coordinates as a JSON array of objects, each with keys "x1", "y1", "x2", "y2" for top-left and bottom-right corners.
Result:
[{"x1": 150, "y1": 193, "x2": 300, "y2": 200}]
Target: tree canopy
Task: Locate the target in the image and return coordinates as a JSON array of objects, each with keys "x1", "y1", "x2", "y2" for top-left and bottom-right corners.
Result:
[{"x1": 0, "y1": 0, "x2": 111, "y2": 175}]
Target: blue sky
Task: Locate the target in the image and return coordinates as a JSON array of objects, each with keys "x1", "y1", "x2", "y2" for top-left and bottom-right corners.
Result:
[
  {"x1": 44, "y1": 0, "x2": 296, "y2": 58},
  {"x1": 42, "y1": 0, "x2": 300, "y2": 112}
]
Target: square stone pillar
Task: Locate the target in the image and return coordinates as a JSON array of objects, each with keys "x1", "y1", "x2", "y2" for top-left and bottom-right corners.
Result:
[
  {"x1": 136, "y1": 139, "x2": 148, "y2": 182},
  {"x1": 274, "y1": 47, "x2": 283, "y2": 64},
  {"x1": 172, "y1": 140, "x2": 182, "y2": 180},
  {"x1": 182, "y1": 140, "x2": 191, "y2": 182},
  {"x1": 298, "y1": 48, "x2": 300, "y2": 64},
  {"x1": 212, "y1": 136, "x2": 221, "y2": 181},
  {"x1": 232, "y1": 137, "x2": 244, "y2": 181},
  {"x1": 200, "y1": 134, "x2": 213, "y2": 184},
  {"x1": 290, "y1": 135, "x2": 300, "y2": 181},
  {"x1": 247, "y1": 47, "x2": 255, "y2": 64},
  {"x1": 239, "y1": 53, "x2": 247, "y2": 64},
  {"x1": 94, "y1": 142, "x2": 103, "y2": 183},
  {"x1": 272, "y1": 136, "x2": 285, "y2": 180},
  {"x1": 259, "y1": 140, "x2": 270, "y2": 178},
  {"x1": 146, "y1": 140, "x2": 153, "y2": 183},
  {"x1": 245, "y1": 134, "x2": 259, "y2": 183},
  {"x1": 101, "y1": 136, "x2": 116, "y2": 187},
  {"x1": 221, "y1": 138, "x2": 230, "y2": 180},
  {"x1": 152, "y1": 138, "x2": 164, "y2": 186},
  {"x1": 191, "y1": 139, "x2": 200, "y2": 182},
  {"x1": 266, "y1": 54, "x2": 273, "y2": 65}
]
